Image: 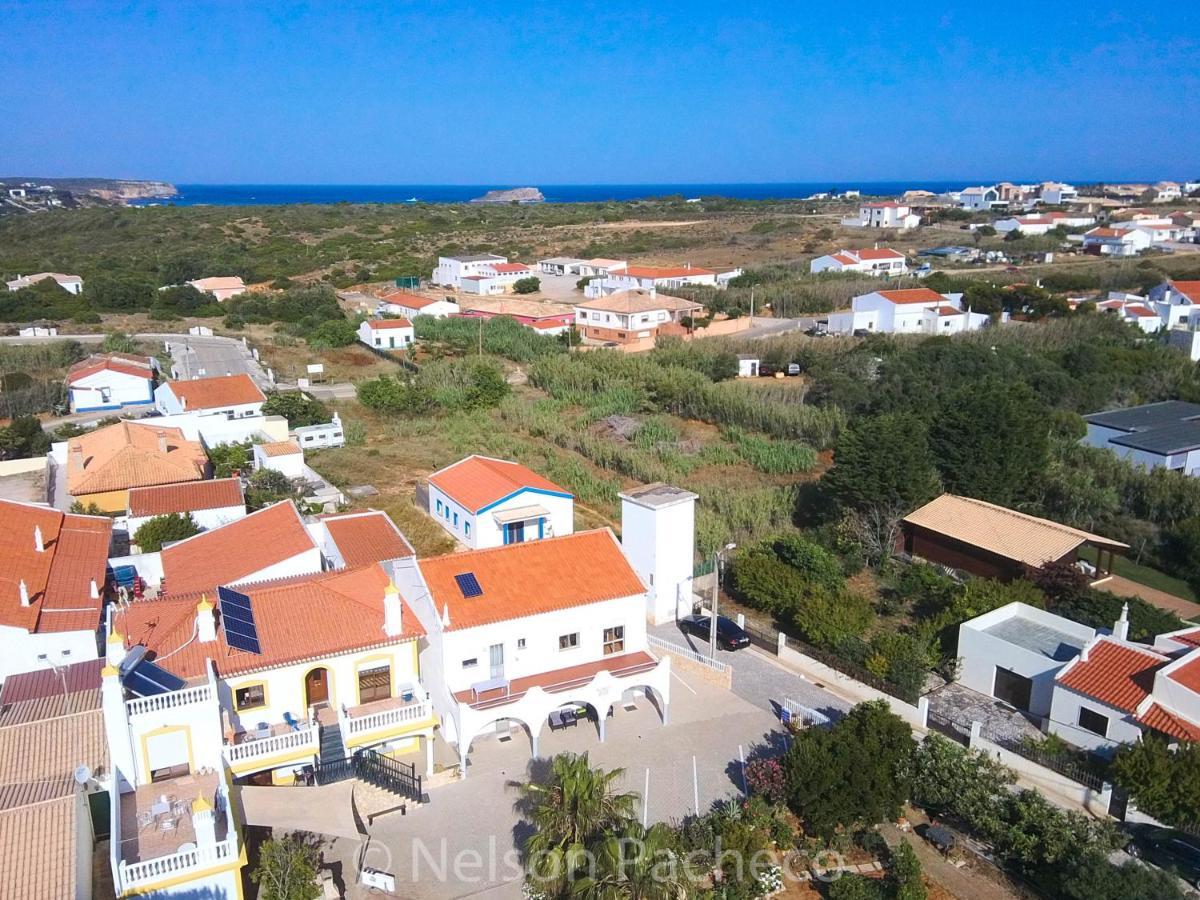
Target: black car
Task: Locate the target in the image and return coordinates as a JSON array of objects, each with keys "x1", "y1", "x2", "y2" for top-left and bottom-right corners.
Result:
[
  {"x1": 678, "y1": 614, "x2": 751, "y2": 651},
  {"x1": 1123, "y1": 823, "x2": 1200, "y2": 888}
]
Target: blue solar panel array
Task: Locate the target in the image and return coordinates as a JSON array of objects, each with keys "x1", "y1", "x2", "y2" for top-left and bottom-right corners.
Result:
[
  {"x1": 218, "y1": 585, "x2": 262, "y2": 655},
  {"x1": 454, "y1": 572, "x2": 483, "y2": 598},
  {"x1": 122, "y1": 659, "x2": 187, "y2": 697}
]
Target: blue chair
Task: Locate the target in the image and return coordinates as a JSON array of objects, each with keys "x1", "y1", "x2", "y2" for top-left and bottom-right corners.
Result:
[{"x1": 283, "y1": 712, "x2": 301, "y2": 732}]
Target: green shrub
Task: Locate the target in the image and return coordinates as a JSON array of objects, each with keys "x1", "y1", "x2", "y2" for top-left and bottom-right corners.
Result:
[
  {"x1": 790, "y1": 586, "x2": 873, "y2": 649},
  {"x1": 772, "y1": 535, "x2": 845, "y2": 593},
  {"x1": 133, "y1": 513, "x2": 200, "y2": 552}
]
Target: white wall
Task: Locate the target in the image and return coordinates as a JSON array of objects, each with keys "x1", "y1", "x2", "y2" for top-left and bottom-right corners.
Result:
[
  {"x1": 148, "y1": 411, "x2": 288, "y2": 447},
  {"x1": 620, "y1": 493, "x2": 694, "y2": 624},
  {"x1": 358, "y1": 321, "x2": 414, "y2": 349},
  {"x1": 1048, "y1": 687, "x2": 1142, "y2": 755},
  {"x1": 0, "y1": 625, "x2": 98, "y2": 684},
  {"x1": 69, "y1": 370, "x2": 154, "y2": 413},
  {"x1": 127, "y1": 503, "x2": 246, "y2": 536},
  {"x1": 254, "y1": 445, "x2": 305, "y2": 479},
  {"x1": 154, "y1": 384, "x2": 263, "y2": 419},
  {"x1": 428, "y1": 484, "x2": 573, "y2": 549}
]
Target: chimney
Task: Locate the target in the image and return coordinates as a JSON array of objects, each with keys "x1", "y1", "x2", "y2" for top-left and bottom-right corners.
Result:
[
  {"x1": 18, "y1": 580, "x2": 29, "y2": 607},
  {"x1": 191, "y1": 793, "x2": 217, "y2": 846},
  {"x1": 90, "y1": 579, "x2": 100, "y2": 601},
  {"x1": 1113, "y1": 602, "x2": 1130, "y2": 641},
  {"x1": 1080, "y1": 640, "x2": 1091, "y2": 663},
  {"x1": 70, "y1": 442, "x2": 84, "y2": 472},
  {"x1": 441, "y1": 603, "x2": 451, "y2": 629},
  {"x1": 383, "y1": 582, "x2": 403, "y2": 637},
  {"x1": 157, "y1": 431, "x2": 168, "y2": 454},
  {"x1": 106, "y1": 630, "x2": 125, "y2": 666},
  {"x1": 34, "y1": 525, "x2": 44, "y2": 553},
  {"x1": 196, "y1": 595, "x2": 216, "y2": 642}
]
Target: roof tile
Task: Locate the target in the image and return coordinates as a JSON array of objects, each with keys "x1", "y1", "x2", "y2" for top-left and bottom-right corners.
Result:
[
  {"x1": 162, "y1": 373, "x2": 265, "y2": 410},
  {"x1": 1057, "y1": 638, "x2": 1167, "y2": 713},
  {"x1": 128, "y1": 478, "x2": 244, "y2": 517},
  {"x1": 429, "y1": 455, "x2": 571, "y2": 513}
]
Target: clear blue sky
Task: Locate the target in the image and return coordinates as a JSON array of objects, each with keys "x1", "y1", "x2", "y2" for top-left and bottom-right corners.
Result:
[{"x1": 3, "y1": 0, "x2": 1197, "y2": 184}]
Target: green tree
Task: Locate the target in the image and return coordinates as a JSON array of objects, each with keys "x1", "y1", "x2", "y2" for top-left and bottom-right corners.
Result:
[
  {"x1": 250, "y1": 834, "x2": 322, "y2": 900},
  {"x1": 573, "y1": 821, "x2": 687, "y2": 900},
  {"x1": 1160, "y1": 517, "x2": 1200, "y2": 597},
  {"x1": 783, "y1": 701, "x2": 914, "y2": 838},
  {"x1": 246, "y1": 467, "x2": 300, "y2": 510},
  {"x1": 910, "y1": 734, "x2": 1013, "y2": 828},
  {"x1": 515, "y1": 752, "x2": 638, "y2": 895},
  {"x1": 88, "y1": 273, "x2": 155, "y2": 310},
  {"x1": 0, "y1": 416, "x2": 50, "y2": 460},
  {"x1": 927, "y1": 379, "x2": 1049, "y2": 506},
  {"x1": 825, "y1": 413, "x2": 941, "y2": 513},
  {"x1": 306, "y1": 318, "x2": 357, "y2": 349},
  {"x1": 513, "y1": 276, "x2": 541, "y2": 294},
  {"x1": 1058, "y1": 853, "x2": 1185, "y2": 900},
  {"x1": 357, "y1": 374, "x2": 435, "y2": 414},
  {"x1": 886, "y1": 842, "x2": 926, "y2": 900},
  {"x1": 790, "y1": 586, "x2": 874, "y2": 649},
  {"x1": 261, "y1": 392, "x2": 330, "y2": 427},
  {"x1": 730, "y1": 551, "x2": 811, "y2": 617},
  {"x1": 1110, "y1": 738, "x2": 1200, "y2": 829},
  {"x1": 773, "y1": 535, "x2": 845, "y2": 593},
  {"x1": 133, "y1": 513, "x2": 200, "y2": 552}
]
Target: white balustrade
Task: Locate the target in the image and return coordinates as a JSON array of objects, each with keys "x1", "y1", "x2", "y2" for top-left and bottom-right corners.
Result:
[
  {"x1": 118, "y1": 836, "x2": 236, "y2": 889},
  {"x1": 345, "y1": 700, "x2": 431, "y2": 736},
  {"x1": 125, "y1": 684, "x2": 213, "y2": 716},
  {"x1": 223, "y1": 724, "x2": 317, "y2": 764}
]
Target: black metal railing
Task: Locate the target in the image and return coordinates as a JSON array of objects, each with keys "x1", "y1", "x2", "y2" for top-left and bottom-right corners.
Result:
[
  {"x1": 926, "y1": 710, "x2": 971, "y2": 746},
  {"x1": 742, "y1": 622, "x2": 779, "y2": 655},
  {"x1": 309, "y1": 748, "x2": 424, "y2": 802},
  {"x1": 977, "y1": 724, "x2": 1105, "y2": 790}
]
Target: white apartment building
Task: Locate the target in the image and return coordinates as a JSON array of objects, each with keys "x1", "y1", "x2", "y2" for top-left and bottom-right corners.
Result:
[
  {"x1": 841, "y1": 202, "x2": 921, "y2": 229},
  {"x1": 810, "y1": 247, "x2": 908, "y2": 276},
  {"x1": 825, "y1": 287, "x2": 989, "y2": 335},
  {"x1": 458, "y1": 262, "x2": 534, "y2": 295},
  {"x1": 431, "y1": 254, "x2": 509, "y2": 289}
]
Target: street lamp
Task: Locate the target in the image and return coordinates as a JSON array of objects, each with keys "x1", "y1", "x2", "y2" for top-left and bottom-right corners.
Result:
[{"x1": 709, "y1": 542, "x2": 737, "y2": 659}]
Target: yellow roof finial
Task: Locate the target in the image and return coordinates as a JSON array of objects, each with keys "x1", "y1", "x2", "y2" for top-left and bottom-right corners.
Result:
[
  {"x1": 197, "y1": 594, "x2": 214, "y2": 612},
  {"x1": 385, "y1": 581, "x2": 399, "y2": 595},
  {"x1": 192, "y1": 792, "x2": 213, "y2": 813},
  {"x1": 106, "y1": 630, "x2": 124, "y2": 645}
]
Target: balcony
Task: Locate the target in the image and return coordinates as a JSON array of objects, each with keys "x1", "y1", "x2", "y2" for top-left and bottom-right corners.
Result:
[
  {"x1": 223, "y1": 720, "x2": 320, "y2": 775},
  {"x1": 112, "y1": 769, "x2": 239, "y2": 894},
  {"x1": 342, "y1": 692, "x2": 435, "y2": 750},
  {"x1": 453, "y1": 651, "x2": 661, "y2": 711}
]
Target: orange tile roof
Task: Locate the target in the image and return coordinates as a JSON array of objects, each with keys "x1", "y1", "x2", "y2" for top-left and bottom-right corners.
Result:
[
  {"x1": 66, "y1": 421, "x2": 207, "y2": 495},
  {"x1": 878, "y1": 288, "x2": 946, "y2": 305},
  {"x1": 1124, "y1": 305, "x2": 1158, "y2": 317},
  {"x1": 575, "y1": 290, "x2": 700, "y2": 315},
  {"x1": 1169, "y1": 628, "x2": 1200, "y2": 649},
  {"x1": 322, "y1": 510, "x2": 414, "y2": 567},
  {"x1": 65, "y1": 353, "x2": 155, "y2": 385},
  {"x1": 856, "y1": 248, "x2": 905, "y2": 260},
  {"x1": 830, "y1": 253, "x2": 857, "y2": 265},
  {"x1": 367, "y1": 318, "x2": 413, "y2": 329},
  {"x1": 189, "y1": 276, "x2": 246, "y2": 292},
  {"x1": 1170, "y1": 281, "x2": 1200, "y2": 304},
  {"x1": 115, "y1": 564, "x2": 424, "y2": 680},
  {"x1": 1168, "y1": 654, "x2": 1200, "y2": 694},
  {"x1": 0, "y1": 500, "x2": 111, "y2": 634},
  {"x1": 258, "y1": 440, "x2": 301, "y2": 457},
  {"x1": 160, "y1": 501, "x2": 316, "y2": 596},
  {"x1": 428, "y1": 455, "x2": 571, "y2": 513},
  {"x1": 163, "y1": 373, "x2": 265, "y2": 410},
  {"x1": 1087, "y1": 227, "x2": 1132, "y2": 238},
  {"x1": 1137, "y1": 703, "x2": 1200, "y2": 741},
  {"x1": 490, "y1": 262, "x2": 530, "y2": 273},
  {"x1": 936, "y1": 306, "x2": 963, "y2": 316},
  {"x1": 419, "y1": 529, "x2": 644, "y2": 631},
  {"x1": 1057, "y1": 638, "x2": 1167, "y2": 713},
  {"x1": 613, "y1": 265, "x2": 716, "y2": 279},
  {"x1": 380, "y1": 290, "x2": 437, "y2": 308},
  {"x1": 128, "y1": 478, "x2": 244, "y2": 517}
]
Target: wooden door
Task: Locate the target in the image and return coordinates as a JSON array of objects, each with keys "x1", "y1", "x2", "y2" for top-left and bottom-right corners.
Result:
[{"x1": 306, "y1": 668, "x2": 330, "y2": 706}]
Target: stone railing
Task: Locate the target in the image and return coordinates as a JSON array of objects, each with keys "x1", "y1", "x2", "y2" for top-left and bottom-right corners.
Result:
[
  {"x1": 223, "y1": 724, "x2": 317, "y2": 765},
  {"x1": 126, "y1": 683, "x2": 213, "y2": 716},
  {"x1": 344, "y1": 699, "x2": 431, "y2": 737}
]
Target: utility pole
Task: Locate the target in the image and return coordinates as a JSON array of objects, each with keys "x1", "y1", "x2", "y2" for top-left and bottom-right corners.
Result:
[{"x1": 709, "y1": 542, "x2": 737, "y2": 660}]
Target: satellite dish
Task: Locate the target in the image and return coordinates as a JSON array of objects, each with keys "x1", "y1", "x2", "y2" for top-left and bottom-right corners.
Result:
[{"x1": 74, "y1": 764, "x2": 92, "y2": 786}]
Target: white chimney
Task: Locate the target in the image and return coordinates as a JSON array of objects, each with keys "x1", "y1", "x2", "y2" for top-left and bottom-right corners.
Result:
[
  {"x1": 383, "y1": 582, "x2": 403, "y2": 637},
  {"x1": 90, "y1": 579, "x2": 100, "y2": 600},
  {"x1": 34, "y1": 525, "x2": 44, "y2": 553},
  {"x1": 157, "y1": 432, "x2": 168, "y2": 454},
  {"x1": 69, "y1": 443, "x2": 84, "y2": 472},
  {"x1": 1113, "y1": 603, "x2": 1130, "y2": 642},
  {"x1": 441, "y1": 603, "x2": 451, "y2": 629},
  {"x1": 196, "y1": 596, "x2": 216, "y2": 643},
  {"x1": 18, "y1": 580, "x2": 29, "y2": 607}
]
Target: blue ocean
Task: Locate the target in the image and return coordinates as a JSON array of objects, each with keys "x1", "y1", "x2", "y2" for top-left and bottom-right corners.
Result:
[{"x1": 131, "y1": 181, "x2": 993, "y2": 207}]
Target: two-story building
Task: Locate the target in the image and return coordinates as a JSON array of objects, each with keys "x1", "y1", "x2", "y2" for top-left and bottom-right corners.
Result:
[
  {"x1": 427, "y1": 455, "x2": 575, "y2": 548},
  {"x1": 155, "y1": 374, "x2": 266, "y2": 419},
  {"x1": 825, "y1": 288, "x2": 989, "y2": 335},
  {"x1": 573, "y1": 290, "x2": 704, "y2": 344},
  {"x1": 841, "y1": 201, "x2": 921, "y2": 229},
  {"x1": 809, "y1": 247, "x2": 908, "y2": 276},
  {"x1": 459, "y1": 262, "x2": 534, "y2": 295},
  {"x1": 431, "y1": 254, "x2": 510, "y2": 290}
]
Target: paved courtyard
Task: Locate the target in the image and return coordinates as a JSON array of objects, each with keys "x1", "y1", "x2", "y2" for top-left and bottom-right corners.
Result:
[{"x1": 322, "y1": 669, "x2": 784, "y2": 899}]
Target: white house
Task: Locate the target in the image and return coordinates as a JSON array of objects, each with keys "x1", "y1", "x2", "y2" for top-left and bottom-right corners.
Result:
[
  {"x1": 427, "y1": 455, "x2": 575, "y2": 549},
  {"x1": 841, "y1": 202, "x2": 921, "y2": 230},
  {"x1": 291, "y1": 413, "x2": 345, "y2": 450},
  {"x1": 538, "y1": 257, "x2": 588, "y2": 276},
  {"x1": 1083, "y1": 401, "x2": 1200, "y2": 476},
  {"x1": 5, "y1": 272, "x2": 83, "y2": 294},
  {"x1": 994, "y1": 212, "x2": 1095, "y2": 235},
  {"x1": 253, "y1": 440, "x2": 306, "y2": 479},
  {"x1": 127, "y1": 478, "x2": 247, "y2": 535},
  {"x1": 1121, "y1": 304, "x2": 1164, "y2": 333},
  {"x1": 573, "y1": 290, "x2": 703, "y2": 344},
  {"x1": 810, "y1": 247, "x2": 908, "y2": 276},
  {"x1": 1082, "y1": 226, "x2": 1152, "y2": 257},
  {"x1": 65, "y1": 352, "x2": 157, "y2": 413},
  {"x1": 583, "y1": 264, "x2": 727, "y2": 299},
  {"x1": 187, "y1": 276, "x2": 247, "y2": 302},
  {"x1": 155, "y1": 373, "x2": 266, "y2": 419},
  {"x1": 1152, "y1": 181, "x2": 1182, "y2": 203},
  {"x1": 396, "y1": 528, "x2": 670, "y2": 775},
  {"x1": 357, "y1": 317, "x2": 414, "y2": 350},
  {"x1": 825, "y1": 288, "x2": 989, "y2": 335},
  {"x1": 1131, "y1": 221, "x2": 1192, "y2": 244},
  {"x1": 459, "y1": 262, "x2": 534, "y2": 295},
  {"x1": 0, "y1": 499, "x2": 112, "y2": 684},
  {"x1": 18, "y1": 324, "x2": 57, "y2": 337},
  {"x1": 1150, "y1": 279, "x2": 1200, "y2": 334},
  {"x1": 958, "y1": 186, "x2": 1004, "y2": 211},
  {"x1": 431, "y1": 254, "x2": 509, "y2": 289},
  {"x1": 378, "y1": 290, "x2": 459, "y2": 319},
  {"x1": 1039, "y1": 182, "x2": 1079, "y2": 205}
]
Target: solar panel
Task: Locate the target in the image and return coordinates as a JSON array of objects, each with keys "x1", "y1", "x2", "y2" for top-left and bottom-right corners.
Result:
[
  {"x1": 122, "y1": 659, "x2": 187, "y2": 697},
  {"x1": 454, "y1": 572, "x2": 483, "y2": 598},
  {"x1": 218, "y1": 585, "x2": 262, "y2": 654}
]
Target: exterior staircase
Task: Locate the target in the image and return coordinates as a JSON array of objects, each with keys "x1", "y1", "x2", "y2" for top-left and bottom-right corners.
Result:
[{"x1": 318, "y1": 721, "x2": 347, "y2": 764}]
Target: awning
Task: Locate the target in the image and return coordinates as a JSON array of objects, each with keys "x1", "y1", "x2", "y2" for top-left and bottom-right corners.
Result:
[
  {"x1": 234, "y1": 781, "x2": 363, "y2": 839},
  {"x1": 491, "y1": 504, "x2": 549, "y2": 525}
]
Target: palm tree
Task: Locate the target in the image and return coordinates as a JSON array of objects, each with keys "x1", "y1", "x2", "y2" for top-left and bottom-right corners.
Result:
[
  {"x1": 515, "y1": 752, "x2": 639, "y2": 895},
  {"x1": 573, "y1": 821, "x2": 688, "y2": 900}
]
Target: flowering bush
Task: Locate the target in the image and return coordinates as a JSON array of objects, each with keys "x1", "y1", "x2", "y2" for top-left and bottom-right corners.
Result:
[
  {"x1": 745, "y1": 758, "x2": 787, "y2": 803},
  {"x1": 753, "y1": 863, "x2": 784, "y2": 896}
]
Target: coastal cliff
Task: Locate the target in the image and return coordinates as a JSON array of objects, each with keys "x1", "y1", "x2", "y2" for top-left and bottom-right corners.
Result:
[
  {"x1": 0, "y1": 177, "x2": 177, "y2": 212},
  {"x1": 471, "y1": 187, "x2": 544, "y2": 204}
]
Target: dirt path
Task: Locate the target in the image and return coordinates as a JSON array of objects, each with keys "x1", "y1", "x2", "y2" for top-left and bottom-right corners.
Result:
[
  {"x1": 1103, "y1": 574, "x2": 1200, "y2": 621},
  {"x1": 881, "y1": 825, "x2": 1024, "y2": 900}
]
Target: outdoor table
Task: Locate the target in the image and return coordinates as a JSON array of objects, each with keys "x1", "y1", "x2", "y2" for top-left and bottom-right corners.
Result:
[{"x1": 470, "y1": 676, "x2": 510, "y2": 701}]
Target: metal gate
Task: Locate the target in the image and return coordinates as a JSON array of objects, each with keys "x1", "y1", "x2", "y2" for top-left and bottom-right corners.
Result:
[{"x1": 743, "y1": 622, "x2": 779, "y2": 655}]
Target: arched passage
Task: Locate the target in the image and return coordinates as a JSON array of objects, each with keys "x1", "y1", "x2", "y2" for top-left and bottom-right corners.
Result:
[{"x1": 458, "y1": 714, "x2": 540, "y2": 776}]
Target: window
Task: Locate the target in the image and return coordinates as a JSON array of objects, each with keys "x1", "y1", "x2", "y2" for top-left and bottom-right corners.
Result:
[
  {"x1": 462, "y1": 658, "x2": 478, "y2": 669},
  {"x1": 465, "y1": 521, "x2": 471, "y2": 537},
  {"x1": 436, "y1": 500, "x2": 443, "y2": 515},
  {"x1": 235, "y1": 684, "x2": 266, "y2": 710},
  {"x1": 357, "y1": 664, "x2": 391, "y2": 703},
  {"x1": 517, "y1": 638, "x2": 526, "y2": 649},
  {"x1": 559, "y1": 633, "x2": 579, "y2": 651},
  {"x1": 453, "y1": 512, "x2": 459, "y2": 528},
  {"x1": 603, "y1": 626, "x2": 625, "y2": 656},
  {"x1": 1078, "y1": 707, "x2": 1109, "y2": 737}
]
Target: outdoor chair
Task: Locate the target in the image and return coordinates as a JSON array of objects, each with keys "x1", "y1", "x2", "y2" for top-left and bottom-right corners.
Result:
[
  {"x1": 158, "y1": 816, "x2": 179, "y2": 833},
  {"x1": 284, "y1": 711, "x2": 301, "y2": 731},
  {"x1": 136, "y1": 811, "x2": 155, "y2": 832}
]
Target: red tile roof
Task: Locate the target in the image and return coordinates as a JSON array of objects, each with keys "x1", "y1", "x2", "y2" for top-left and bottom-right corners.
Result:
[
  {"x1": 65, "y1": 354, "x2": 154, "y2": 385},
  {"x1": 1087, "y1": 227, "x2": 1133, "y2": 239},
  {"x1": 936, "y1": 306, "x2": 963, "y2": 316},
  {"x1": 1124, "y1": 305, "x2": 1158, "y2": 317},
  {"x1": 1168, "y1": 654, "x2": 1200, "y2": 694},
  {"x1": 257, "y1": 441, "x2": 301, "y2": 457},
  {"x1": 1057, "y1": 638, "x2": 1167, "y2": 713},
  {"x1": 163, "y1": 374, "x2": 265, "y2": 410},
  {"x1": 490, "y1": 263, "x2": 530, "y2": 273},
  {"x1": 367, "y1": 318, "x2": 413, "y2": 329},
  {"x1": 381, "y1": 290, "x2": 437, "y2": 309},
  {"x1": 128, "y1": 478, "x2": 244, "y2": 517},
  {"x1": 419, "y1": 529, "x2": 645, "y2": 631},
  {"x1": 67, "y1": 421, "x2": 208, "y2": 495},
  {"x1": 160, "y1": 502, "x2": 316, "y2": 596},
  {"x1": 830, "y1": 253, "x2": 857, "y2": 265},
  {"x1": 856, "y1": 248, "x2": 905, "y2": 260},
  {"x1": 0, "y1": 500, "x2": 111, "y2": 634},
  {"x1": 1137, "y1": 703, "x2": 1200, "y2": 741},
  {"x1": 878, "y1": 288, "x2": 946, "y2": 305},
  {"x1": 1169, "y1": 628, "x2": 1200, "y2": 649},
  {"x1": 1170, "y1": 281, "x2": 1200, "y2": 304},
  {"x1": 322, "y1": 510, "x2": 414, "y2": 567},
  {"x1": 863, "y1": 202, "x2": 902, "y2": 208},
  {"x1": 613, "y1": 265, "x2": 715, "y2": 279},
  {"x1": 428, "y1": 455, "x2": 571, "y2": 513},
  {"x1": 115, "y1": 564, "x2": 424, "y2": 680}
]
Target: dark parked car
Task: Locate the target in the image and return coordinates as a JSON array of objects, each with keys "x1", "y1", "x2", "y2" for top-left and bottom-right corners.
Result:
[
  {"x1": 1123, "y1": 824, "x2": 1200, "y2": 888},
  {"x1": 678, "y1": 614, "x2": 751, "y2": 651}
]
